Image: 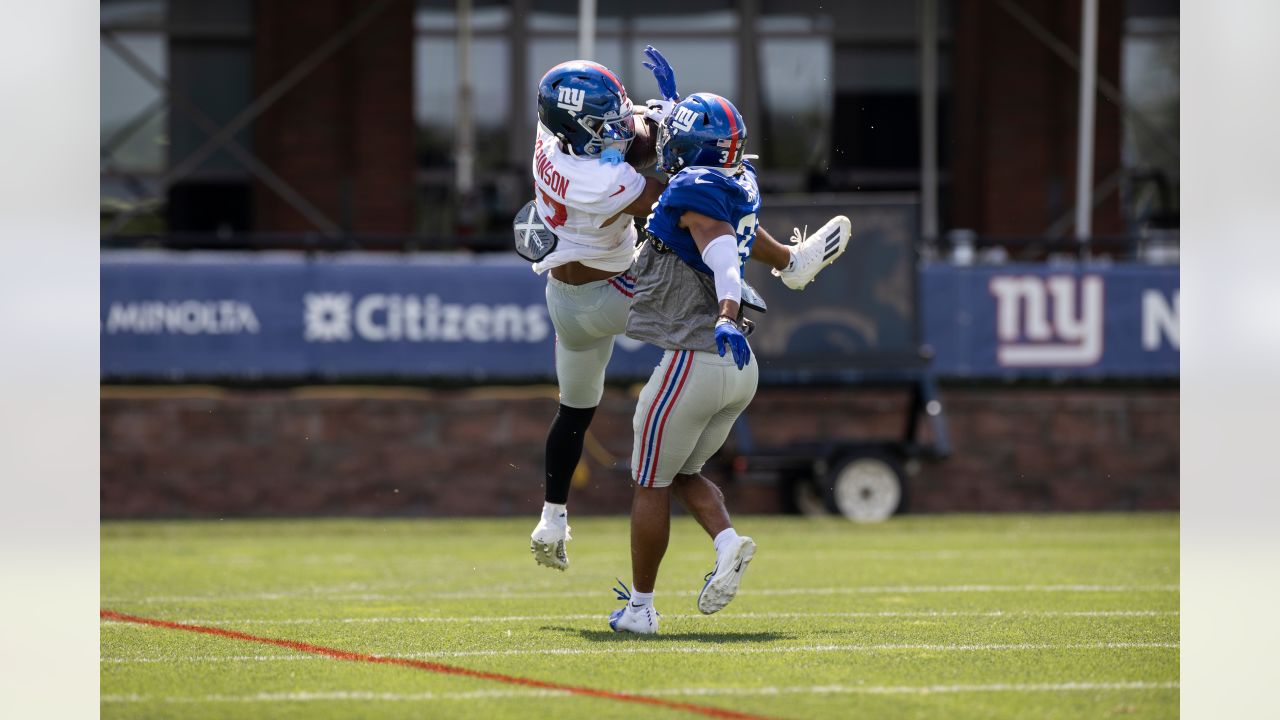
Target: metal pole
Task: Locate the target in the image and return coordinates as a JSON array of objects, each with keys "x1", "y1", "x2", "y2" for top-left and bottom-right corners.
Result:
[
  {"x1": 918, "y1": 0, "x2": 939, "y2": 241},
  {"x1": 456, "y1": 0, "x2": 474, "y2": 198},
  {"x1": 737, "y1": 0, "x2": 760, "y2": 142},
  {"x1": 508, "y1": 0, "x2": 530, "y2": 167},
  {"x1": 996, "y1": 0, "x2": 1177, "y2": 161},
  {"x1": 578, "y1": 0, "x2": 596, "y2": 59},
  {"x1": 1075, "y1": 0, "x2": 1098, "y2": 244}
]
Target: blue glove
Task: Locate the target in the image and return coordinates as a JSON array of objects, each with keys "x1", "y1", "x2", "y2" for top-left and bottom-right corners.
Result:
[
  {"x1": 642, "y1": 45, "x2": 679, "y2": 101},
  {"x1": 714, "y1": 317, "x2": 751, "y2": 370}
]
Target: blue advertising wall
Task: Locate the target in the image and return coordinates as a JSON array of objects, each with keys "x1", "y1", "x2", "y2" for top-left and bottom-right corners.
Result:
[
  {"x1": 101, "y1": 252, "x2": 1179, "y2": 381},
  {"x1": 921, "y1": 263, "x2": 1179, "y2": 379},
  {"x1": 101, "y1": 251, "x2": 660, "y2": 381}
]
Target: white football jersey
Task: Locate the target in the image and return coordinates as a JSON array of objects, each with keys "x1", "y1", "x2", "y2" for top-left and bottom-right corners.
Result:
[{"x1": 530, "y1": 124, "x2": 647, "y2": 274}]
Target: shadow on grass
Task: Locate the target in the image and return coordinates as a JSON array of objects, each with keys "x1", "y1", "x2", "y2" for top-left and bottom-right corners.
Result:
[{"x1": 541, "y1": 626, "x2": 793, "y2": 643}]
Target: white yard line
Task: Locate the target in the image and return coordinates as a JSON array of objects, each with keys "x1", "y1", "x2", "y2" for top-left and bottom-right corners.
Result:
[
  {"x1": 100, "y1": 681, "x2": 1179, "y2": 703},
  {"x1": 101, "y1": 584, "x2": 1180, "y2": 604},
  {"x1": 100, "y1": 609, "x2": 1180, "y2": 627},
  {"x1": 101, "y1": 641, "x2": 1179, "y2": 663}
]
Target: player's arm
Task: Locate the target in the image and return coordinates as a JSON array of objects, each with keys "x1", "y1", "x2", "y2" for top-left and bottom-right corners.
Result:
[
  {"x1": 618, "y1": 176, "x2": 665, "y2": 217},
  {"x1": 600, "y1": 175, "x2": 665, "y2": 228},
  {"x1": 749, "y1": 225, "x2": 792, "y2": 272},
  {"x1": 596, "y1": 149, "x2": 667, "y2": 226},
  {"x1": 680, "y1": 210, "x2": 741, "y2": 319},
  {"x1": 680, "y1": 206, "x2": 747, "y2": 363},
  {"x1": 680, "y1": 209, "x2": 751, "y2": 369}
]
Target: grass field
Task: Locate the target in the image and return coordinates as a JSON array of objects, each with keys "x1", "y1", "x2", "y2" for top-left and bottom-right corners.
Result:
[{"x1": 101, "y1": 513, "x2": 1179, "y2": 719}]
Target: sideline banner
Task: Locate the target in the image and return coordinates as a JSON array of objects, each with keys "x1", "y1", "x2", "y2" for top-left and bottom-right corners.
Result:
[
  {"x1": 920, "y1": 263, "x2": 1179, "y2": 379},
  {"x1": 102, "y1": 253, "x2": 1179, "y2": 381},
  {"x1": 101, "y1": 252, "x2": 661, "y2": 380}
]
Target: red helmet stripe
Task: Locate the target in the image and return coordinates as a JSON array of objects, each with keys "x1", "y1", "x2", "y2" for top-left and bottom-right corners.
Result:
[
  {"x1": 713, "y1": 95, "x2": 739, "y2": 168},
  {"x1": 584, "y1": 62, "x2": 626, "y2": 97}
]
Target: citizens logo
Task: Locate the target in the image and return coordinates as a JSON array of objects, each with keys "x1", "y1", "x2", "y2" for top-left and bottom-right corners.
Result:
[
  {"x1": 989, "y1": 275, "x2": 1103, "y2": 367},
  {"x1": 302, "y1": 293, "x2": 550, "y2": 343},
  {"x1": 104, "y1": 300, "x2": 260, "y2": 335},
  {"x1": 303, "y1": 293, "x2": 353, "y2": 342}
]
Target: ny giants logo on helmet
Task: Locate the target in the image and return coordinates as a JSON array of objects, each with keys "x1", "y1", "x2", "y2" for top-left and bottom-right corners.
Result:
[
  {"x1": 556, "y1": 86, "x2": 585, "y2": 114},
  {"x1": 671, "y1": 105, "x2": 698, "y2": 133}
]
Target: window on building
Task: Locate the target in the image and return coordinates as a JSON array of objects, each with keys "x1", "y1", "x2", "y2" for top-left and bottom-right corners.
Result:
[
  {"x1": 1121, "y1": 0, "x2": 1179, "y2": 230},
  {"x1": 101, "y1": 0, "x2": 256, "y2": 237},
  {"x1": 758, "y1": 0, "x2": 951, "y2": 194},
  {"x1": 414, "y1": 1, "x2": 513, "y2": 236},
  {"x1": 757, "y1": 38, "x2": 833, "y2": 177},
  {"x1": 101, "y1": 1, "x2": 168, "y2": 234},
  {"x1": 619, "y1": 38, "x2": 737, "y2": 103}
]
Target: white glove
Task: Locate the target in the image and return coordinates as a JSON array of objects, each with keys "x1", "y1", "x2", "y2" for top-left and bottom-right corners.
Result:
[{"x1": 643, "y1": 98, "x2": 676, "y2": 126}]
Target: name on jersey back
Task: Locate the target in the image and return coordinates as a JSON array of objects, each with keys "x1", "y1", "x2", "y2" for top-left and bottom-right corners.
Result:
[{"x1": 534, "y1": 140, "x2": 571, "y2": 198}]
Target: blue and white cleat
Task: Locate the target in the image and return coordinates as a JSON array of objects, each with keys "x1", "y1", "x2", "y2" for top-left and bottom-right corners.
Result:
[
  {"x1": 608, "y1": 604, "x2": 660, "y2": 634},
  {"x1": 697, "y1": 535, "x2": 756, "y2": 614},
  {"x1": 608, "y1": 579, "x2": 660, "y2": 635}
]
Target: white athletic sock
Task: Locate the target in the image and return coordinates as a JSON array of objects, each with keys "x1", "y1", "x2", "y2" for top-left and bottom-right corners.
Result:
[
  {"x1": 630, "y1": 590, "x2": 654, "y2": 608},
  {"x1": 713, "y1": 527, "x2": 740, "y2": 557},
  {"x1": 541, "y1": 502, "x2": 568, "y2": 525}
]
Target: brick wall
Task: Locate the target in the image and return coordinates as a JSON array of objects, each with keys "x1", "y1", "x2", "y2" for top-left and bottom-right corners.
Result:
[
  {"x1": 951, "y1": 0, "x2": 1124, "y2": 236},
  {"x1": 101, "y1": 385, "x2": 1178, "y2": 518},
  {"x1": 252, "y1": 0, "x2": 415, "y2": 234}
]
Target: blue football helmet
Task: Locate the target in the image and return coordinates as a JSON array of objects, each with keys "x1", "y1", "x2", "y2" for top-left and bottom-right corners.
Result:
[
  {"x1": 656, "y1": 92, "x2": 747, "y2": 174},
  {"x1": 537, "y1": 61, "x2": 636, "y2": 158}
]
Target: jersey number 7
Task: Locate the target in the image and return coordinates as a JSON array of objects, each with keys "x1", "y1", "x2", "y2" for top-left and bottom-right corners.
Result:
[{"x1": 538, "y1": 190, "x2": 568, "y2": 230}]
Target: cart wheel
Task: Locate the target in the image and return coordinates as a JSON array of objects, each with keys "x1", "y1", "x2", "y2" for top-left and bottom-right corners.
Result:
[{"x1": 823, "y1": 452, "x2": 906, "y2": 523}]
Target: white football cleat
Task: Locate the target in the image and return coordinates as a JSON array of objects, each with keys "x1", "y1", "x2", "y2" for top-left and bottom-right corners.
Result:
[
  {"x1": 609, "y1": 603, "x2": 660, "y2": 635},
  {"x1": 697, "y1": 535, "x2": 756, "y2": 614},
  {"x1": 530, "y1": 519, "x2": 571, "y2": 571},
  {"x1": 774, "y1": 215, "x2": 851, "y2": 290}
]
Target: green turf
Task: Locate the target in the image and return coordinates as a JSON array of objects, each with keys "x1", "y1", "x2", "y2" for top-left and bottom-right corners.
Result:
[{"x1": 101, "y1": 513, "x2": 1178, "y2": 719}]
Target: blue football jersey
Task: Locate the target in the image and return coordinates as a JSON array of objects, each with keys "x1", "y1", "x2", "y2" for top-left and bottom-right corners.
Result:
[{"x1": 644, "y1": 161, "x2": 761, "y2": 276}]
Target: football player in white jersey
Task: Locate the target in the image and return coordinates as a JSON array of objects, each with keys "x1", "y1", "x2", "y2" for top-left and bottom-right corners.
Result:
[{"x1": 524, "y1": 50, "x2": 849, "y2": 570}]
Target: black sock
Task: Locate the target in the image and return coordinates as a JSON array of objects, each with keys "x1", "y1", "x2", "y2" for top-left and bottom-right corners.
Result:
[{"x1": 544, "y1": 404, "x2": 597, "y2": 505}]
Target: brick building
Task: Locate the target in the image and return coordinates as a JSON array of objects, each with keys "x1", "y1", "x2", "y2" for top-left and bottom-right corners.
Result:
[{"x1": 101, "y1": 0, "x2": 1178, "y2": 240}]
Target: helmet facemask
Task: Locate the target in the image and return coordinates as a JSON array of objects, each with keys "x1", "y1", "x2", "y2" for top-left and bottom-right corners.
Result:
[
  {"x1": 654, "y1": 118, "x2": 683, "y2": 175},
  {"x1": 571, "y1": 99, "x2": 635, "y2": 158}
]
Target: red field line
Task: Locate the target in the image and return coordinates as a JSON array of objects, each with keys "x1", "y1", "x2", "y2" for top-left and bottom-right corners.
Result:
[{"x1": 101, "y1": 609, "x2": 777, "y2": 720}]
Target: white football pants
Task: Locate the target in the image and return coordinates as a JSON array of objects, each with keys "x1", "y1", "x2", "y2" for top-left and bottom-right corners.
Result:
[{"x1": 544, "y1": 271, "x2": 636, "y2": 408}]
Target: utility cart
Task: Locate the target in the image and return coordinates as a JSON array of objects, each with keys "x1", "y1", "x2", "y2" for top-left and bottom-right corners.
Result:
[
  {"x1": 725, "y1": 353, "x2": 951, "y2": 523},
  {"x1": 716, "y1": 193, "x2": 949, "y2": 522}
]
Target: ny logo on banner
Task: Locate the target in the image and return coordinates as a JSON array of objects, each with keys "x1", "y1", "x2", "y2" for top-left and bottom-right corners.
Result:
[
  {"x1": 671, "y1": 106, "x2": 698, "y2": 133},
  {"x1": 988, "y1": 275, "x2": 1104, "y2": 367},
  {"x1": 557, "y1": 86, "x2": 585, "y2": 114}
]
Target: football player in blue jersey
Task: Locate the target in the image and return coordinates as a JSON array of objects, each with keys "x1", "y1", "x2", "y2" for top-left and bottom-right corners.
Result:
[
  {"x1": 609, "y1": 92, "x2": 847, "y2": 634},
  {"x1": 525, "y1": 48, "x2": 850, "y2": 574}
]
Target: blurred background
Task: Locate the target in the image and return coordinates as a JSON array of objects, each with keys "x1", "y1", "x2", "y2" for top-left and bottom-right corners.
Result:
[{"x1": 100, "y1": 0, "x2": 1179, "y2": 520}]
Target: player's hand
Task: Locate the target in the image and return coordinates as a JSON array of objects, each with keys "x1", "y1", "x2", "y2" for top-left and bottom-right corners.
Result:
[
  {"x1": 714, "y1": 317, "x2": 751, "y2": 370},
  {"x1": 643, "y1": 98, "x2": 676, "y2": 126},
  {"x1": 642, "y1": 45, "x2": 679, "y2": 101}
]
